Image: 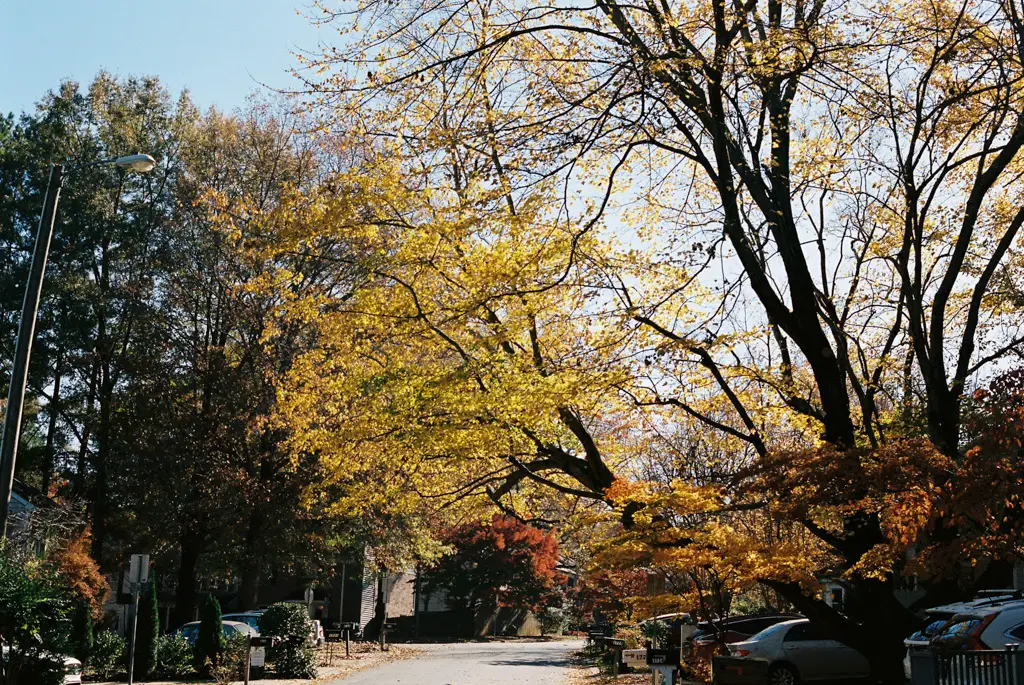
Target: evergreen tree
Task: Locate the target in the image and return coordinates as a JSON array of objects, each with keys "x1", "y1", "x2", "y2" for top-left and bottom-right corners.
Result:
[
  {"x1": 194, "y1": 594, "x2": 224, "y2": 672},
  {"x1": 71, "y1": 599, "x2": 93, "y2": 668},
  {"x1": 135, "y1": 581, "x2": 159, "y2": 678}
]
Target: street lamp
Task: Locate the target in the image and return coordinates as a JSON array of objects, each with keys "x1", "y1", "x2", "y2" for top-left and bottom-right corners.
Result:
[{"x1": 0, "y1": 154, "x2": 157, "y2": 538}]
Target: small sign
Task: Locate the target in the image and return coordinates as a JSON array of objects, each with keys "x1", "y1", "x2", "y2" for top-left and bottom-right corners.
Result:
[
  {"x1": 250, "y1": 647, "x2": 266, "y2": 667},
  {"x1": 325, "y1": 629, "x2": 343, "y2": 642},
  {"x1": 128, "y1": 554, "x2": 149, "y2": 585}
]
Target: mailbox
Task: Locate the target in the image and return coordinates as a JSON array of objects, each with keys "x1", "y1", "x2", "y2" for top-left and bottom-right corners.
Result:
[
  {"x1": 646, "y1": 648, "x2": 681, "y2": 666},
  {"x1": 249, "y1": 636, "x2": 278, "y2": 649}
]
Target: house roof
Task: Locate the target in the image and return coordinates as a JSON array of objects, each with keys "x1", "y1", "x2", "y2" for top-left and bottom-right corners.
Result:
[{"x1": 12, "y1": 479, "x2": 52, "y2": 509}]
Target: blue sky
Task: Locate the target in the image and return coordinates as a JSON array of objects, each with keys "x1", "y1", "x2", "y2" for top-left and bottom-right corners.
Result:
[{"x1": 1, "y1": 0, "x2": 328, "y2": 116}]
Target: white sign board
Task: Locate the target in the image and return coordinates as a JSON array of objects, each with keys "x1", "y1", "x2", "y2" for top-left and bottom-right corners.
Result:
[
  {"x1": 623, "y1": 649, "x2": 647, "y2": 666},
  {"x1": 129, "y1": 554, "x2": 149, "y2": 585},
  {"x1": 250, "y1": 647, "x2": 266, "y2": 668}
]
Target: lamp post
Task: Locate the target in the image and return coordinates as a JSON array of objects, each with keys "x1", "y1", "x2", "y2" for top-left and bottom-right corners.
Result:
[{"x1": 0, "y1": 154, "x2": 157, "y2": 538}]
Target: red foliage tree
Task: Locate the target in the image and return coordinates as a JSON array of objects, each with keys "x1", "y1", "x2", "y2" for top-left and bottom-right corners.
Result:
[{"x1": 421, "y1": 515, "x2": 563, "y2": 615}]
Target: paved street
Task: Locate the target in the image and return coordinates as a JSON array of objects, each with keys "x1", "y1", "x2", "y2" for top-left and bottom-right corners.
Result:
[{"x1": 327, "y1": 640, "x2": 584, "y2": 684}]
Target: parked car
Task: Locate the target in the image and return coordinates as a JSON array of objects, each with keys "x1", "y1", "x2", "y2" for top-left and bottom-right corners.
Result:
[
  {"x1": 726, "y1": 618, "x2": 870, "y2": 685},
  {"x1": 902, "y1": 592, "x2": 1024, "y2": 678},
  {"x1": 174, "y1": 619, "x2": 258, "y2": 644},
  {"x1": 223, "y1": 612, "x2": 262, "y2": 631},
  {"x1": 929, "y1": 599, "x2": 1024, "y2": 652},
  {"x1": 312, "y1": 619, "x2": 325, "y2": 646},
  {"x1": 689, "y1": 615, "x2": 799, "y2": 660}
]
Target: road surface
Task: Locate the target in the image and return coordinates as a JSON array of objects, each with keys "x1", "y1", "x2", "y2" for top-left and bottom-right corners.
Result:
[{"x1": 329, "y1": 640, "x2": 584, "y2": 684}]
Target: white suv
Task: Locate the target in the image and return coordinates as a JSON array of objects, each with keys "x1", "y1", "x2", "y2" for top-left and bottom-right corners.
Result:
[{"x1": 903, "y1": 592, "x2": 1023, "y2": 679}]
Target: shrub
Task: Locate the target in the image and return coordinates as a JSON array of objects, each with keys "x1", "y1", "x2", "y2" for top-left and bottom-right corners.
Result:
[
  {"x1": 155, "y1": 634, "x2": 194, "y2": 678},
  {"x1": 538, "y1": 606, "x2": 566, "y2": 635},
  {"x1": 90, "y1": 630, "x2": 127, "y2": 679},
  {"x1": 209, "y1": 632, "x2": 249, "y2": 684},
  {"x1": 135, "y1": 581, "x2": 159, "y2": 677},
  {"x1": 258, "y1": 603, "x2": 317, "y2": 679},
  {"x1": 195, "y1": 595, "x2": 225, "y2": 672}
]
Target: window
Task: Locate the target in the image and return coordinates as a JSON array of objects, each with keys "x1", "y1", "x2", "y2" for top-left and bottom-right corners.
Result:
[
  {"x1": 936, "y1": 619, "x2": 983, "y2": 640},
  {"x1": 1006, "y1": 624, "x2": 1024, "y2": 641},
  {"x1": 784, "y1": 623, "x2": 824, "y2": 642}
]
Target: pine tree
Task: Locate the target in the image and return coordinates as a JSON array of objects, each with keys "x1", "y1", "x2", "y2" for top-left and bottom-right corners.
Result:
[
  {"x1": 195, "y1": 594, "x2": 224, "y2": 672},
  {"x1": 135, "y1": 581, "x2": 159, "y2": 678}
]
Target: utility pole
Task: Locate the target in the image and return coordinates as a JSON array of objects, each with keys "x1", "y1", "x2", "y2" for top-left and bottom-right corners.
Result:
[{"x1": 0, "y1": 164, "x2": 63, "y2": 538}]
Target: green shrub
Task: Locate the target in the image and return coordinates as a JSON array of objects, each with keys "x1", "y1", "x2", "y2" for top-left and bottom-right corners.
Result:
[
  {"x1": 209, "y1": 632, "x2": 249, "y2": 684},
  {"x1": 195, "y1": 595, "x2": 225, "y2": 672},
  {"x1": 135, "y1": 581, "x2": 160, "y2": 677},
  {"x1": 257, "y1": 603, "x2": 317, "y2": 679},
  {"x1": 90, "y1": 630, "x2": 127, "y2": 679},
  {"x1": 538, "y1": 606, "x2": 566, "y2": 635},
  {"x1": 9, "y1": 652, "x2": 65, "y2": 685},
  {"x1": 155, "y1": 634, "x2": 194, "y2": 678}
]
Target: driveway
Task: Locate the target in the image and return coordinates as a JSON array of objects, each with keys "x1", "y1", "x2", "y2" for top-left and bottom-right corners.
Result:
[{"x1": 326, "y1": 639, "x2": 584, "y2": 684}]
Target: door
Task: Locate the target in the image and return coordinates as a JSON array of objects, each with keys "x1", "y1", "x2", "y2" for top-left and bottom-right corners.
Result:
[{"x1": 782, "y1": 623, "x2": 831, "y2": 680}]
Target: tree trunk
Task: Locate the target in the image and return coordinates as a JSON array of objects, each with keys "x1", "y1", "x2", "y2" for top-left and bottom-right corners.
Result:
[
  {"x1": 90, "y1": 366, "x2": 112, "y2": 564},
  {"x1": 41, "y1": 349, "x2": 63, "y2": 497},
  {"x1": 172, "y1": 528, "x2": 203, "y2": 629},
  {"x1": 238, "y1": 509, "x2": 264, "y2": 611}
]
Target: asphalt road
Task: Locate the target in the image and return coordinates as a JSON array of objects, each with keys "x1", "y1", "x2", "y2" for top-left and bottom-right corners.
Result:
[{"x1": 328, "y1": 639, "x2": 584, "y2": 684}]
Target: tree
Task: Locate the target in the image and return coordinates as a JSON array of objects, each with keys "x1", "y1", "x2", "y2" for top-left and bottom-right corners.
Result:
[
  {"x1": 194, "y1": 595, "x2": 224, "y2": 673},
  {"x1": 135, "y1": 581, "x2": 159, "y2": 679},
  {"x1": 291, "y1": 0, "x2": 1024, "y2": 679},
  {"x1": 0, "y1": 544, "x2": 73, "y2": 685},
  {"x1": 419, "y1": 516, "x2": 563, "y2": 622},
  {"x1": 70, "y1": 600, "x2": 93, "y2": 670}
]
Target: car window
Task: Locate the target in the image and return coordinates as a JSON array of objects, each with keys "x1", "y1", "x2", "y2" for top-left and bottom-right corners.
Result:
[
  {"x1": 936, "y1": 619, "x2": 984, "y2": 639},
  {"x1": 750, "y1": 622, "x2": 795, "y2": 641},
  {"x1": 784, "y1": 623, "x2": 825, "y2": 642},
  {"x1": 179, "y1": 625, "x2": 198, "y2": 640},
  {"x1": 1006, "y1": 624, "x2": 1024, "y2": 641},
  {"x1": 909, "y1": 618, "x2": 954, "y2": 641}
]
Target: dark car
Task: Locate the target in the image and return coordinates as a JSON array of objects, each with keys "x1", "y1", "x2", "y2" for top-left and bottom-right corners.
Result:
[{"x1": 688, "y1": 614, "x2": 799, "y2": 660}]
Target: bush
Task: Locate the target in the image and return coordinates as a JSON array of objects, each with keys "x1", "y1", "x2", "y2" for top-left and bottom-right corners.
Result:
[
  {"x1": 538, "y1": 606, "x2": 566, "y2": 635},
  {"x1": 209, "y1": 632, "x2": 249, "y2": 684},
  {"x1": 258, "y1": 603, "x2": 317, "y2": 679},
  {"x1": 155, "y1": 634, "x2": 194, "y2": 678},
  {"x1": 8, "y1": 652, "x2": 66, "y2": 685},
  {"x1": 90, "y1": 630, "x2": 127, "y2": 679},
  {"x1": 195, "y1": 595, "x2": 225, "y2": 672}
]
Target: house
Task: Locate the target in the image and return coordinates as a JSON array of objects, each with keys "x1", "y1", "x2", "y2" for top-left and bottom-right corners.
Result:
[{"x1": 5, "y1": 479, "x2": 53, "y2": 555}]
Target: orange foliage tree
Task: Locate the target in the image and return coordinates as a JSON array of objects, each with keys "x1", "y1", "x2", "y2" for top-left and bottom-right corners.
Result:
[{"x1": 47, "y1": 529, "x2": 108, "y2": 619}]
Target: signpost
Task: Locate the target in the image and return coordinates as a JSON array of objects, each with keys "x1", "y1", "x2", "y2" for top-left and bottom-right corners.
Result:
[{"x1": 126, "y1": 554, "x2": 149, "y2": 685}]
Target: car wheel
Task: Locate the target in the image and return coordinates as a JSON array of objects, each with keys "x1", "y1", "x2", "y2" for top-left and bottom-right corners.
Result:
[{"x1": 769, "y1": 664, "x2": 799, "y2": 685}]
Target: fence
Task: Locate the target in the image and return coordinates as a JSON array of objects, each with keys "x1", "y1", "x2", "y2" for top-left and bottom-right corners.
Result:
[{"x1": 911, "y1": 646, "x2": 1024, "y2": 685}]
